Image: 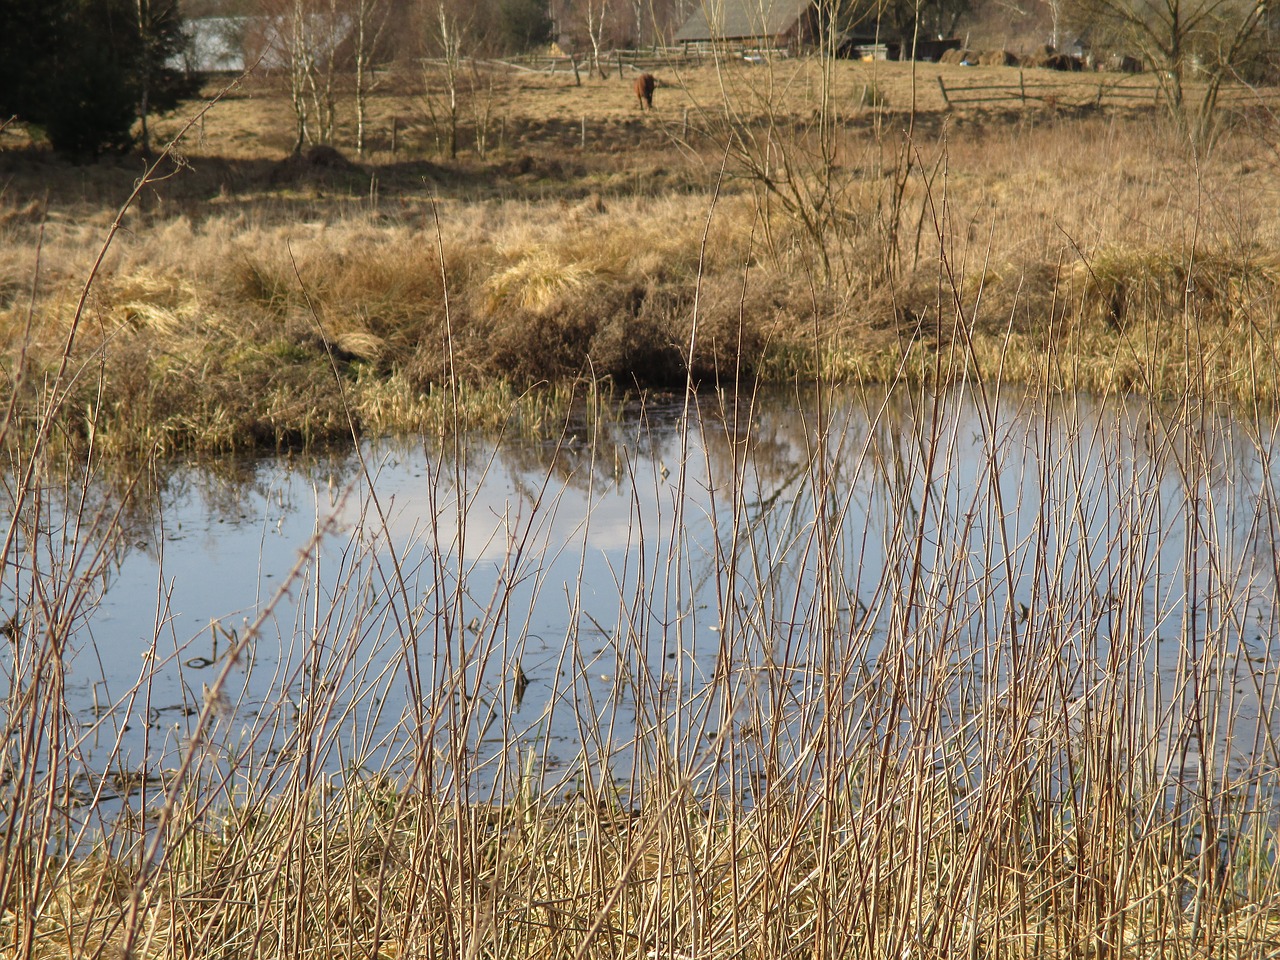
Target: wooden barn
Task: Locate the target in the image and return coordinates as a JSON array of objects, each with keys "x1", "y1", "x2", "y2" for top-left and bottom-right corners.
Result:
[
  {"x1": 673, "y1": 0, "x2": 820, "y2": 56},
  {"x1": 672, "y1": 0, "x2": 953, "y2": 61}
]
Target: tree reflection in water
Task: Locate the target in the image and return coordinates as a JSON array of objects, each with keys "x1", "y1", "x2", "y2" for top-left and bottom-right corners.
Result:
[{"x1": 4, "y1": 384, "x2": 1279, "y2": 835}]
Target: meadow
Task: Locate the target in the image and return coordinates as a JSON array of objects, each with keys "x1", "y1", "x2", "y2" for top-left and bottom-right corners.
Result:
[
  {"x1": 4, "y1": 55, "x2": 1280, "y2": 959},
  {"x1": 4, "y1": 57, "x2": 1280, "y2": 456}
]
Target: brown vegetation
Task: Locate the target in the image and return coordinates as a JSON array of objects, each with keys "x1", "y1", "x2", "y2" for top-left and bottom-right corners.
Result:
[
  {"x1": 7, "y1": 57, "x2": 1280, "y2": 960},
  {"x1": 2, "y1": 60, "x2": 1279, "y2": 456}
]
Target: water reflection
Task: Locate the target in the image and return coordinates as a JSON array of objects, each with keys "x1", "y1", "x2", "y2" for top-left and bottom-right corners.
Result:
[{"x1": 3, "y1": 385, "x2": 1279, "y2": 826}]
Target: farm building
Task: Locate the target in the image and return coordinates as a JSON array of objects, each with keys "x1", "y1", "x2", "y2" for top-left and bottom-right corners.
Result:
[
  {"x1": 672, "y1": 0, "x2": 957, "y2": 60},
  {"x1": 673, "y1": 0, "x2": 819, "y2": 55},
  {"x1": 174, "y1": 15, "x2": 355, "y2": 75},
  {"x1": 175, "y1": 18, "x2": 248, "y2": 73}
]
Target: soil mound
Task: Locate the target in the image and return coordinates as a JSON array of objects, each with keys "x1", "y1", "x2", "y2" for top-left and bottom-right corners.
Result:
[{"x1": 269, "y1": 145, "x2": 362, "y2": 184}]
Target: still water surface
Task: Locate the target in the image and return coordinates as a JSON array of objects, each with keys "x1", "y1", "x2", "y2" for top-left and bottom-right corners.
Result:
[{"x1": 9, "y1": 384, "x2": 1280, "y2": 816}]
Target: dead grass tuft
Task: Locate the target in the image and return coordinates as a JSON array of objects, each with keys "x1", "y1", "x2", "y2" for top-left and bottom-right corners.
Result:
[
  {"x1": 1068, "y1": 244, "x2": 1280, "y2": 330},
  {"x1": 485, "y1": 248, "x2": 595, "y2": 315}
]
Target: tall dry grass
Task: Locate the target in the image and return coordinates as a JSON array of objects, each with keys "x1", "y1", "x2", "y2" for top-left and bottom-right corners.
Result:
[
  {"x1": 6, "y1": 87, "x2": 1280, "y2": 459},
  {"x1": 5, "y1": 65, "x2": 1280, "y2": 959}
]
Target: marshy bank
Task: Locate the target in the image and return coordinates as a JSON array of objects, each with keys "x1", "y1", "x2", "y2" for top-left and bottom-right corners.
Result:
[
  {"x1": 4, "y1": 63, "x2": 1280, "y2": 457},
  {"x1": 6, "y1": 62, "x2": 1280, "y2": 958}
]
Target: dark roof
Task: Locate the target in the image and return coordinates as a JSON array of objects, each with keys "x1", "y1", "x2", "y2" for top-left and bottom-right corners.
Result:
[{"x1": 674, "y1": 0, "x2": 815, "y2": 43}]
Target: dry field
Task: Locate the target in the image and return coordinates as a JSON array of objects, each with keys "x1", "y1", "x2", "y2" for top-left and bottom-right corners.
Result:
[{"x1": 3, "y1": 58, "x2": 1280, "y2": 455}]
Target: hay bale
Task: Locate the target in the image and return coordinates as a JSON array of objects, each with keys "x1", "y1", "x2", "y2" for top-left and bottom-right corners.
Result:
[
  {"x1": 939, "y1": 48, "x2": 969, "y2": 65},
  {"x1": 1042, "y1": 53, "x2": 1084, "y2": 71},
  {"x1": 978, "y1": 50, "x2": 1019, "y2": 67},
  {"x1": 1021, "y1": 44, "x2": 1055, "y2": 68}
]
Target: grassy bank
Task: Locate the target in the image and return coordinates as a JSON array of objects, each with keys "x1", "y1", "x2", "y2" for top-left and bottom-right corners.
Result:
[{"x1": 3, "y1": 62, "x2": 1280, "y2": 455}]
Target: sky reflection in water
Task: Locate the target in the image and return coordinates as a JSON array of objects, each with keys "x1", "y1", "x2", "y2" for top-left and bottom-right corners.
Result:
[{"x1": 15, "y1": 384, "x2": 1280, "y2": 814}]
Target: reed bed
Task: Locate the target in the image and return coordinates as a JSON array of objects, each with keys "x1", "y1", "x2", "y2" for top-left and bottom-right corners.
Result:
[
  {"x1": 5, "y1": 65, "x2": 1280, "y2": 960},
  {"x1": 6, "y1": 346, "x2": 1280, "y2": 958}
]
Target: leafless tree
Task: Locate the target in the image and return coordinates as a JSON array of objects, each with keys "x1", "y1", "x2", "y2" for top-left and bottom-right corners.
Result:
[
  {"x1": 285, "y1": 0, "x2": 314, "y2": 151},
  {"x1": 253, "y1": 0, "x2": 316, "y2": 152},
  {"x1": 621, "y1": 0, "x2": 669, "y2": 45},
  {"x1": 422, "y1": 0, "x2": 470, "y2": 158},
  {"x1": 1070, "y1": 0, "x2": 1266, "y2": 143},
  {"x1": 257, "y1": 0, "x2": 351, "y2": 152},
  {"x1": 584, "y1": 0, "x2": 612, "y2": 77},
  {"x1": 352, "y1": 0, "x2": 391, "y2": 155},
  {"x1": 305, "y1": 0, "x2": 346, "y2": 145}
]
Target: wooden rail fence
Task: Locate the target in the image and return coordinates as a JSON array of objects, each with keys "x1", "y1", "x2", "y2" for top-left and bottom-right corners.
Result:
[
  {"x1": 937, "y1": 72, "x2": 1158, "y2": 108},
  {"x1": 936, "y1": 72, "x2": 1280, "y2": 111},
  {"x1": 491, "y1": 48, "x2": 703, "y2": 78}
]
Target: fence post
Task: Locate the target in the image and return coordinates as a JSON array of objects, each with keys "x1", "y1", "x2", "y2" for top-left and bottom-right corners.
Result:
[
  {"x1": 1019, "y1": 69, "x2": 1025, "y2": 104},
  {"x1": 937, "y1": 75, "x2": 950, "y2": 107}
]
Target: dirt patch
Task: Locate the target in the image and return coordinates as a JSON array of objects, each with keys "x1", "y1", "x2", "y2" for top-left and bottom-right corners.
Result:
[{"x1": 268, "y1": 144, "x2": 366, "y2": 185}]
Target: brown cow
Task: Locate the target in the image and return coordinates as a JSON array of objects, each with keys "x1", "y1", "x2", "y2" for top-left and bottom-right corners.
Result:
[{"x1": 635, "y1": 73, "x2": 656, "y2": 111}]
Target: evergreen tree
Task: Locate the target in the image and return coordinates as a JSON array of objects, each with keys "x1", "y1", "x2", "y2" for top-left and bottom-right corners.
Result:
[
  {"x1": 0, "y1": 0, "x2": 193, "y2": 158},
  {"x1": 497, "y1": 0, "x2": 554, "y2": 52},
  {"x1": 136, "y1": 1, "x2": 199, "y2": 153},
  {"x1": 43, "y1": 0, "x2": 142, "y2": 156},
  {"x1": 0, "y1": 0, "x2": 70, "y2": 124}
]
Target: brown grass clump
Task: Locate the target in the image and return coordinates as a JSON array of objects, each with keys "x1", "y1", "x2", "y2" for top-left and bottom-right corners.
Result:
[{"x1": 1067, "y1": 244, "x2": 1280, "y2": 330}]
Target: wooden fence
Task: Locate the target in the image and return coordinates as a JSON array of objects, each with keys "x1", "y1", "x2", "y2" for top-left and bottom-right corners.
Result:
[
  {"x1": 936, "y1": 71, "x2": 1280, "y2": 112},
  {"x1": 427, "y1": 46, "x2": 813, "y2": 79},
  {"x1": 937, "y1": 72, "x2": 1157, "y2": 109},
  {"x1": 488, "y1": 48, "x2": 704, "y2": 78}
]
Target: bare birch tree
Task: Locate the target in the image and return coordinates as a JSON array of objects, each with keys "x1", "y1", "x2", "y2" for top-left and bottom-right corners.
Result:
[
  {"x1": 352, "y1": 0, "x2": 390, "y2": 155},
  {"x1": 627, "y1": 0, "x2": 653, "y2": 46},
  {"x1": 305, "y1": 0, "x2": 344, "y2": 145},
  {"x1": 584, "y1": 0, "x2": 611, "y2": 77},
  {"x1": 1071, "y1": 0, "x2": 1266, "y2": 143},
  {"x1": 262, "y1": 0, "x2": 353, "y2": 153},
  {"x1": 261, "y1": 0, "x2": 316, "y2": 153},
  {"x1": 423, "y1": 0, "x2": 469, "y2": 158}
]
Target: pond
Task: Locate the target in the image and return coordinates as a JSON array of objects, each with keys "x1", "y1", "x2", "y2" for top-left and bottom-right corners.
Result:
[{"x1": 4, "y1": 383, "x2": 1280, "y2": 836}]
